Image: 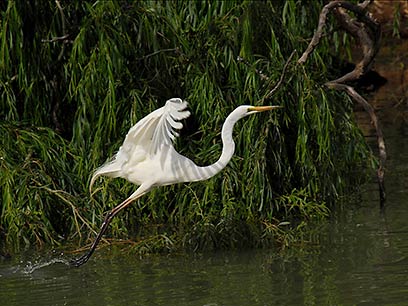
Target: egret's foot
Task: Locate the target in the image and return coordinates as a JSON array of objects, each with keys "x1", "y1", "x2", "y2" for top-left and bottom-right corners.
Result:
[{"x1": 70, "y1": 253, "x2": 91, "y2": 267}]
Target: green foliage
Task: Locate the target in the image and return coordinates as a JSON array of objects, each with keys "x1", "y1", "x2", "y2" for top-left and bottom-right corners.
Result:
[
  {"x1": 0, "y1": 123, "x2": 77, "y2": 248},
  {"x1": 0, "y1": 0, "x2": 373, "y2": 253}
]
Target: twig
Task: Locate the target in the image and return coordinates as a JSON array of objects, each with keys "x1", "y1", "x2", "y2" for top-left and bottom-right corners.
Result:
[
  {"x1": 298, "y1": 0, "x2": 386, "y2": 206},
  {"x1": 237, "y1": 56, "x2": 270, "y2": 81},
  {"x1": 137, "y1": 48, "x2": 185, "y2": 61},
  {"x1": 41, "y1": 34, "x2": 70, "y2": 43},
  {"x1": 41, "y1": 1, "x2": 72, "y2": 52},
  {"x1": 34, "y1": 183, "x2": 98, "y2": 238},
  {"x1": 264, "y1": 50, "x2": 297, "y2": 100},
  {"x1": 237, "y1": 49, "x2": 297, "y2": 100}
]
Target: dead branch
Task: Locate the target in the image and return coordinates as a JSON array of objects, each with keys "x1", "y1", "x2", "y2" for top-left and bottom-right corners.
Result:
[
  {"x1": 264, "y1": 50, "x2": 297, "y2": 100},
  {"x1": 298, "y1": 0, "x2": 386, "y2": 206},
  {"x1": 326, "y1": 82, "x2": 386, "y2": 201}
]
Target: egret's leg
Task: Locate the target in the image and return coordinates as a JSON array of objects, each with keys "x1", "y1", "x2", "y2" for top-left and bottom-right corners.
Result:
[
  {"x1": 70, "y1": 197, "x2": 132, "y2": 267},
  {"x1": 71, "y1": 185, "x2": 151, "y2": 267}
]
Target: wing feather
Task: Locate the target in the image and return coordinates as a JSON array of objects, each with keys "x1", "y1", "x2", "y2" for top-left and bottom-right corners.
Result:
[
  {"x1": 116, "y1": 98, "x2": 190, "y2": 161},
  {"x1": 150, "y1": 98, "x2": 190, "y2": 154},
  {"x1": 91, "y1": 98, "x2": 190, "y2": 189}
]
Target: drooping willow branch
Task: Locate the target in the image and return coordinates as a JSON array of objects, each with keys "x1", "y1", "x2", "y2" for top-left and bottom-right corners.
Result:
[
  {"x1": 298, "y1": 0, "x2": 386, "y2": 205},
  {"x1": 41, "y1": 0, "x2": 72, "y2": 133}
]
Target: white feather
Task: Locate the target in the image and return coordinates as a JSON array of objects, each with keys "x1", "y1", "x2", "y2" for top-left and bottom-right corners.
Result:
[{"x1": 90, "y1": 98, "x2": 191, "y2": 191}]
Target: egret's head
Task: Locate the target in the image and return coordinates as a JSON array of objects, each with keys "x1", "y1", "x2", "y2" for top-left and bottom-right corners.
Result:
[
  {"x1": 232, "y1": 105, "x2": 282, "y2": 119},
  {"x1": 223, "y1": 105, "x2": 283, "y2": 130}
]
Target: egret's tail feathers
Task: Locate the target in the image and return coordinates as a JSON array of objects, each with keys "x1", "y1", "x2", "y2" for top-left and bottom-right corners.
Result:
[{"x1": 89, "y1": 160, "x2": 122, "y2": 194}]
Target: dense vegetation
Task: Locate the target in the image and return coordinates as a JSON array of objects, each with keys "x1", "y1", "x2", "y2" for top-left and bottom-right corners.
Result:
[{"x1": 0, "y1": 1, "x2": 373, "y2": 254}]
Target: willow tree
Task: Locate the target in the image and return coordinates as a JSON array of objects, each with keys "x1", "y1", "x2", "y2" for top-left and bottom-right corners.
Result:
[{"x1": 0, "y1": 1, "x2": 373, "y2": 253}]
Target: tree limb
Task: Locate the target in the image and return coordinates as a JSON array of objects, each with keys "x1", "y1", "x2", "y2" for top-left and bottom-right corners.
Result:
[
  {"x1": 298, "y1": 0, "x2": 386, "y2": 206},
  {"x1": 264, "y1": 50, "x2": 297, "y2": 100}
]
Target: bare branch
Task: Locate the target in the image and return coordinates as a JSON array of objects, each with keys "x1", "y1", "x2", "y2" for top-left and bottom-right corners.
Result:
[
  {"x1": 41, "y1": 1, "x2": 72, "y2": 51},
  {"x1": 298, "y1": 0, "x2": 386, "y2": 205},
  {"x1": 298, "y1": 0, "x2": 378, "y2": 65},
  {"x1": 264, "y1": 50, "x2": 297, "y2": 100},
  {"x1": 326, "y1": 82, "x2": 386, "y2": 203},
  {"x1": 41, "y1": 34, "x2": 70, "y2": 43}
]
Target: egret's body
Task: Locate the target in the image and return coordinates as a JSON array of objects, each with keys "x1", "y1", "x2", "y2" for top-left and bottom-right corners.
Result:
[{"x1": 72, "y1": 98, "x2": 280, "y2": 266}]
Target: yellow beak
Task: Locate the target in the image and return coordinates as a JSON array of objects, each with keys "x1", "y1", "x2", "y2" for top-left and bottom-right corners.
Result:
[{"x1": 248, "y1": 105, "x2": 283, "y2": 112}]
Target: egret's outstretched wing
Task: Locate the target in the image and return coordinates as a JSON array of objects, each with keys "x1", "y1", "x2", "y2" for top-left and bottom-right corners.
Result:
[
  {"x1": 121, "y1": 98, "x2": 190, "y2": 157},
  {"x1": 90, "y1": 98, "x2": 190, "y2": 191},
  {"x1": 150, "y1": 98, "x2": 190, "y2": 154}
]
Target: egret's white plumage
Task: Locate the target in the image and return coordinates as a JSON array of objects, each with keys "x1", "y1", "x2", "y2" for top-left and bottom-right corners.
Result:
[
  {"x1": 90, "y1": 98, "x2": 191, "y2": 190},
  {"x1": 72, "y1": 98, "x2": 281, "y2": 266}
]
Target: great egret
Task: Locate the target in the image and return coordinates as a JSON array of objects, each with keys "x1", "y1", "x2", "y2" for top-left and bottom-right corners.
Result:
[{"x1": 71, "y1": 98, "x2": 281, "y2": 266}]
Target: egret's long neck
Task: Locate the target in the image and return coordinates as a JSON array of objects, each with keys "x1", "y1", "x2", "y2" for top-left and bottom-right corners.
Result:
[{"x1": 191, "y1": 114, "x2": 238, "y2": 181}]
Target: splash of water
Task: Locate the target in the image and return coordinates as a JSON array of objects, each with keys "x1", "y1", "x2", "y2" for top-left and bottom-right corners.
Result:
[{"x1": 22, "y1": 257, "x2": 70, "y2": 274}]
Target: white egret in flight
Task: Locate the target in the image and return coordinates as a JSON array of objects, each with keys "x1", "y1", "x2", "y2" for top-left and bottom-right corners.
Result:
[{"x1": 71, "y1": 98, "x2": 281, "y2": 266}]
